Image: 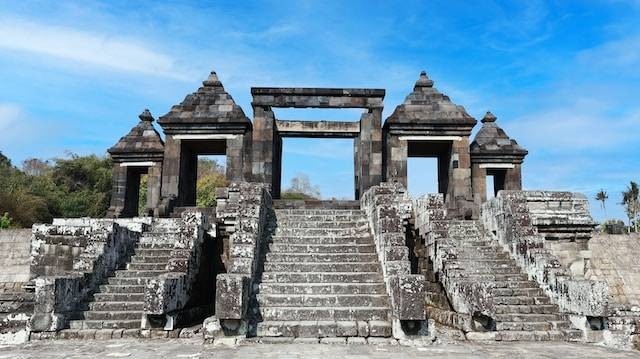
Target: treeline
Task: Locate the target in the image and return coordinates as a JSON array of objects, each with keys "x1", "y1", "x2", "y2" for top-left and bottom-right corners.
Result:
[
  {"x1": 0, "y1": 152, "x2": 112, "y2": 228},
  {"x1": 0, "y1": 151, "x2": 227, "y2": 229}
]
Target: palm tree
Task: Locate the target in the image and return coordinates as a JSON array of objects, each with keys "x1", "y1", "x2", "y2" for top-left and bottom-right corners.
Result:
[
  {"x1": 595, "y1": 190, "x2": 608, "y2": 215},
  {"x1": 621, "y1": 181, "x2": 639, "y2": 233}
]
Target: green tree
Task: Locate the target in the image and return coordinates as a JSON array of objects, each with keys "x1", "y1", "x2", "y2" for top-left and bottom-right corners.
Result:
[
  {"x1": 0, "y1": 151, "x2": 11, "y2": 168},
  {"x1": 282, "y1": 174, "x2": 321, "y2": 200},
  {"x1": 51, "y1": 154, "x2": 112, "y2": 218},
  {"x1": 595, "y1": 190, "x2": 608, "y2": 215},
  {"x1": 622, "y1": 181, "x2": 640, "y2": 233},
  {"x1": 0, "y1": 212, "x2": 12, "y2": 229},
  {"x1": 196, "y1": 172, "x2": 227, "y2": 207}
]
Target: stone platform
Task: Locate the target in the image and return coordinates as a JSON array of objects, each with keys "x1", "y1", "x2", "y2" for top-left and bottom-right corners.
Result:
[{"x1": 1, "y1": 338, "x2": 638, "y2": 358}]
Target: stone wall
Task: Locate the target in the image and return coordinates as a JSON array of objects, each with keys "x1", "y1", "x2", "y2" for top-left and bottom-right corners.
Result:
[
  {"x1": 360, "y1": 182, "x2": 425, "y2": 337},
  {"x1": 144, "y1": 212, "x2": 210, "y2": 329},
  {"x1": 587, "y1": 234, "x2": 640, "y2": 307},
  {"x1": 213, "y1": 182, "x2": 272, "y2": 323},
  {"x1": 524, "y1": 191, "x2": 595, "y2": 276},
  {"x1": 481, "y1": 191, "x2": 608, "y2": 316},
  {"x1": 0, "y1": 229, "x2": 32, "y2": 283},
  {"x1": 30, "y1": 221, "x2": 143, "y2": 332}
]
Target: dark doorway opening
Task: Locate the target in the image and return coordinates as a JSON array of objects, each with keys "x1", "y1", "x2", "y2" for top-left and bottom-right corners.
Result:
[
  {"x1": 177, "y1": 139, "x2": 226, "y2": 207},
  {"x1": 407, "y1": 140, "x2": 452, "y2": 198}
]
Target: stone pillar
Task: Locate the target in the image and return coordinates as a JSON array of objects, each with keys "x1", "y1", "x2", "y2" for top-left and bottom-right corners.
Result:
[
  {"x1": 384, "y1": 134, "x2": 407, "y2": 186},
  {"x1": 504, "y1": 164, "x2": 522, "y2": 190},
  {"x1": 145, "y1": 163, "x2": 162, "y2": 214},
  {"x1": 354, "y1": 135, "x2": 361, "y2": 199},
  {"x1": 251, "y1": 106, "x2": 276, "y2": 192},
  {"x1": 226, "y1": 135, "x2": 244, "y2": 182},
  {"x1": 356, "y1": 112, "x2": 381, "y2": 199},
  {"x1": 242, "y1": 129, "x2": 253, "y2": 181},
  {"x1": 446, "y1": 137, "x2": 476, "y2": 218},
  {"x1": 161, "y1": 135, "x2": 182, "y2": 202},
  {"x1": 107, "y1": 164, "x2": 127, "y2": 218},
  {"x1": 471, "y1": 163, "x2": 487, "y2": 205}
]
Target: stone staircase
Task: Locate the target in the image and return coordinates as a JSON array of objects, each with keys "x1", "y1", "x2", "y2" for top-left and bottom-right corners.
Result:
[
  {"x1": 255, "y1": 208, "x2": 393, "y2": 338},
  {"x1": 441, "y1": 220, "x2": 580, "y2": 341},
  {"x1": 69, "y1": 229, "x2": 174, "y2": 330}
]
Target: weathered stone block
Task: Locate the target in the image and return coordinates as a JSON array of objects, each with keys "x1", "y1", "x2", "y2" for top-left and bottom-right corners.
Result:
[{"x1": 215, "y1": 274, "x2": 249, "y2": 320}]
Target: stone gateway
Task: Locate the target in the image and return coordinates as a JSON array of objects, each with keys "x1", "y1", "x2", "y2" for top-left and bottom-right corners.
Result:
[{"x1": 1, "y1": 70, "x2": 638, "y2": 352}]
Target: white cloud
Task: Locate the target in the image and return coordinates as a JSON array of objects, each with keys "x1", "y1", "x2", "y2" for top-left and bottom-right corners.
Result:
[
  {"x1": 0, "y1": 103, "x2": 22, "y2": 133},
  {"x1": 0, "y1": 18, "x2": 190, "y2": 80},
  {"x1": 577, "y1": 35, "x2": 640, "y2": 71},
  {"x1": 508, "y1": 104, "x2": 640, "y2": 152}
]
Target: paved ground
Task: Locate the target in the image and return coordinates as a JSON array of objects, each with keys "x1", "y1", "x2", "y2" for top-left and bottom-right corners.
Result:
[{"x1": 0, "y1": 339, "x2": 638, "y2": 359}]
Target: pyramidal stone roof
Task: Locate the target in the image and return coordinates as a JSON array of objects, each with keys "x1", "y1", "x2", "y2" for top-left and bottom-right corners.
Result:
[
  {"x1": 470, "y1": 112, "x2": 528, "y2": 162},
  {"x1": 108, "y1": 109, "x2": 165, "y2": 161},
  {"x1": 385, "y1": 71, "x2": 477, "y2": 134},
  {"x1": 158, "y1": 71, "x2": 250, "y2": 133}
]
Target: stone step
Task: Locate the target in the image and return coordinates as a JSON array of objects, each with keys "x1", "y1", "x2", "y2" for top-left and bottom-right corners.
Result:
[
  {"x1": 275, "y1": 215, "x2": 367, "y2": 222},
  {"x1": 263, "y1": 262, "x2": 381, "y2": 273},
  {"x1": 270, "y1": 236, "x2": 373, "y2": 245},
  {"x1": 492, "y1": 287, "x2": 544, "y2": 297},
  {"x1": 453, "y1": 253, "x2": 511, "y2": 260},
  {"x1": 494, "y1": 304, "x2": 559, "y2": 314},
  {"x1": 492, "y1": 296, "x2": 551, "y2": 306},
  {"x1": 256, "y1": 320, "x2": 391, "y2": 338},
  {"x1": 266, "y1": 253, "x2": 378, "y2": 263},
  {"x1": 137, "y1": 242, "x2": 175, "y2": 249},
  {"x1": 274, "y1": 228, "x2": 370, "y2": 237},
  {"x1": 257, "y1": 294, "x2": 390, "y2": 307},
  {"x1": 494, "y1": 313, "x2": 563, "y2": 323},
  {"x1": 133, "y1": 248, "x2": 173, "y2": 256},
  {"x1": 107, "y1": 277, "x2": 152, "y2": 286},
  {"x1": 88, "y1": 301, "x2": 144, "y2": 311},
  {"x1": 275, "y1": 210, "x2": 364, "y2": 216},
  {"x1": 275, "y1": 221, "x2": 369, "y2": 229},
  {"x1": 258, "y1": 283, "x2": 387, "y2": 295},
  {"x1": 93, "y1": 293, "x2": 144, "y2": 302},
  {"x1": 496, "y1": 320, "x2": 570, "y2": 332},
  {"x1": 84, "y1": 310, "x2": 143, "y2": 321},
  {"x1": 494, "y1": 330, "x2": 570, "y2": 341},
  {"x1": 445, "y1": 265, "x2": 521, "y2": 275},
  {"x1": 130, "y1": 255, "x2": 172, "y2": 264},
  {"x1": 450, "y1": 273, "x2": 529, "y2": 281},
  {"x1": 269, "y1": 244, "x2": 376, "y2": 254},
  {"x1": 260, "y1": 307, "x2": 390, "y2": 321},
  {"x1": 115, "y1": 270, "x2": 166, "y2": 278},
  {"x1": 69, "y1": 319, "x2": 141, "y2": 330},
  {"x1": 98, "y1": 284, "x2": 146, "y2": 294},
  {"x1": 456, "y1": 280, "x2": 539, "y2": 289},
  {"x1": 261, "y1": 272, "x2": 384, "y2": 283},
  {"x1": 450, "y1": 259, "x2": 514, "y2": 267},
  {"x1": 127, "y1": 262, "x2": 167, "y2": 271}
]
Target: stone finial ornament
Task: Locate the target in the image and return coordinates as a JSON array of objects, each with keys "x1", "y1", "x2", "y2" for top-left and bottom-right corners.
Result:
[
  {"x1": 139, "y1": 108, "x2": 154, "y2": 122},
  {"x1": 481, "y1": 111, "x2": 497, "y2": 123},
  {"x1": 203, "y1": 71, "x2": 221, "y2": 87},
  {"x1": 414, "y1": 70, "x2": 434, "y2": 88}
]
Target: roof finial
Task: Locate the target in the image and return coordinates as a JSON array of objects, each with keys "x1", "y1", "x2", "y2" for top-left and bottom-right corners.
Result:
[
  {"x1": 482, "y1": 111, "x2": 497, "y2": 123},
  {"x1": 203, "y1": 71, "x2": 220, "y2": 86},
  {"x1": 139, "y1": 109, "x2": 154, "y2": 122},
  {"x1": 415, "y1": 70, "x2": 434, "y2": 88}
]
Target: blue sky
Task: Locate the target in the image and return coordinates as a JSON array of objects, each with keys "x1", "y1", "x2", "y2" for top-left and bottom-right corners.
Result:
[{"x1": 0, "y1": 0, "x2": 639, "y2": 221}]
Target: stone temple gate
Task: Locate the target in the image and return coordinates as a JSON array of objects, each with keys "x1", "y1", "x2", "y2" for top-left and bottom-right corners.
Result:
[
  {"x1": 5, "y1": 70, "x2": 638, "y2": 350},
  {"x1": 107, "y1": 71, "x2": 527, "y2": 218}
]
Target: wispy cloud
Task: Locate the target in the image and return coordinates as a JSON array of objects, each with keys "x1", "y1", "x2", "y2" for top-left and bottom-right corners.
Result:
[
  {"x1": 577, "y1": 35, "x2": 640, "y2": 73},
  {"x1": 509, "y1": 103, "x2": 639, "y2": 152},
  {"x1": 0, "y1": 18, "x2": 191, "y2": 80}
]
